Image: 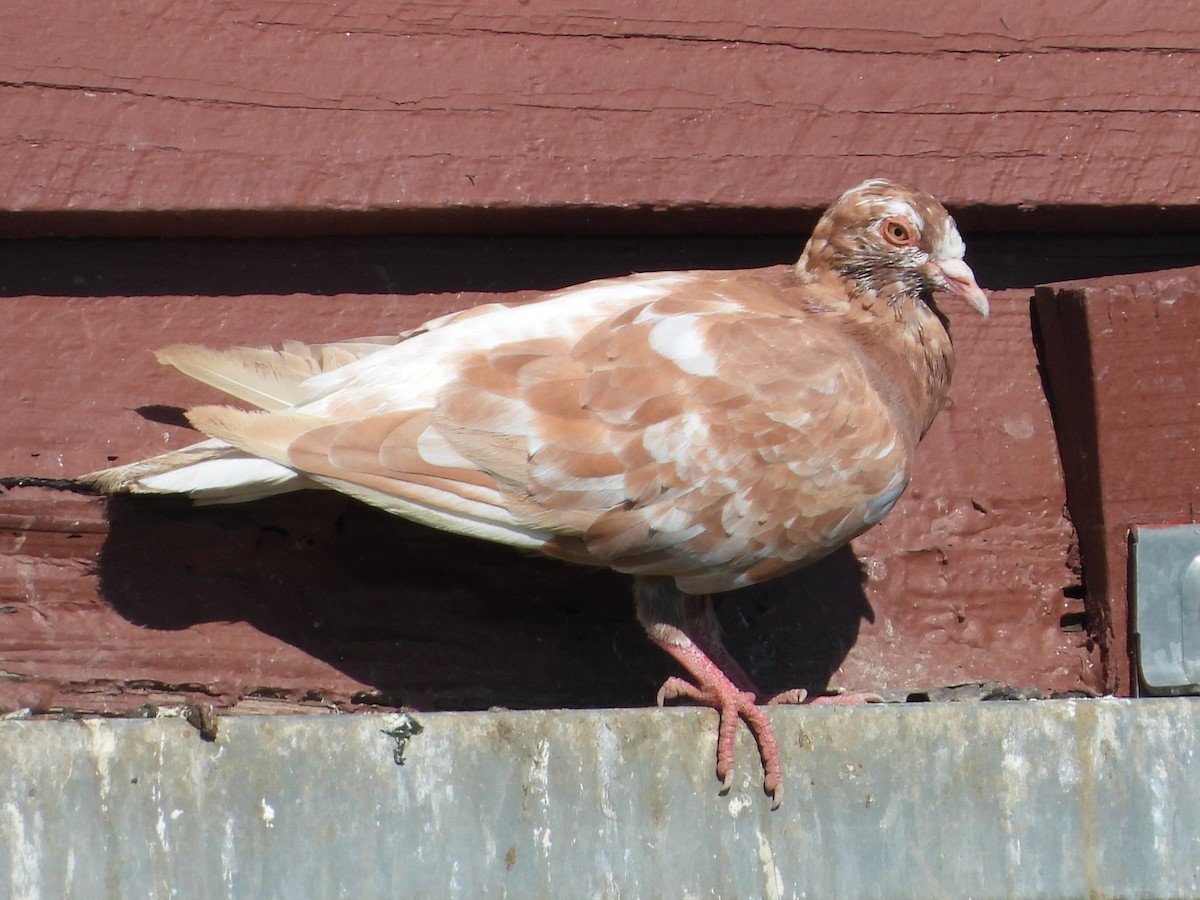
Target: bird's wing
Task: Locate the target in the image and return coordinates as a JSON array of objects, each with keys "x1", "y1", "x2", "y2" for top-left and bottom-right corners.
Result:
[
  {"x1": 187, "y1": 279, "x2": 917, "y2": 592},
  {"x1": 543, "y1": 302, "x2": 918, "y2": 592},
  {"x1": 83, "y1": 272, "x2": 693, "y2": 502},
  {"x1": 170, "y1": 272, "x2": 705, "y2": 541}
]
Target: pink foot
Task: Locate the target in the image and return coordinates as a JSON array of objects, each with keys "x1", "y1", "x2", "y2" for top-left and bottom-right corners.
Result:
[
  {"x1": 656, "y1": 672, "x2": 785, "y2": 809},
  {"x1": 634, "y1": 578, "x2": 883, "y2": 809}
]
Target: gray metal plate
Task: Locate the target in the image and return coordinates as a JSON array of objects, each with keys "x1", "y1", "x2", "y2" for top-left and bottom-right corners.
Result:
[
  {"x1": 1132, "y1": 524, "x2": 1200, "y2": 694},
  {"x1": 2, "y1": 702, "x2": 1199, "y2": 899}
]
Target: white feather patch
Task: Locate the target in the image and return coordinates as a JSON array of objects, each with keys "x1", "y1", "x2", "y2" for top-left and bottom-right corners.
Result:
[
  {"x1": 140, "y1": 457, "x2": 302, "y2": 496},
  {"x1": 934, "y1": 224, "x2": 966, "y2": 261},
  {"x1": 647, "y1": 315, "x2": 717, "y2": 377},
  {"x1": 642, "y1": 412, "x2": 712, "y2": 470},
  {"x1": 416, "y1": 427, "x2": 476, "y2": 469}
]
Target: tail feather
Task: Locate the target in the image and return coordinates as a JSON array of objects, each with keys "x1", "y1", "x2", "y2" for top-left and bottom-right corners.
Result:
[
  {"x1": 79, "y1": 438, "x2": 314, "y2": 504},
  {"x1": 77, "y1": 336, "x2": 403, "y2": 503},
  {"x1": 156, "y1": 336, "x2": 402, "y2": 412}
]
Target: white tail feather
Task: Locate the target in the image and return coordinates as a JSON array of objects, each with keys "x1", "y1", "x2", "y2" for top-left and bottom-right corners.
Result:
[
  {"x1": 80, "y1": 439, "x2": 312, "y2": 503},
  {"x1": 139, "y1": 456, "x2": 313, "y2": 504}
]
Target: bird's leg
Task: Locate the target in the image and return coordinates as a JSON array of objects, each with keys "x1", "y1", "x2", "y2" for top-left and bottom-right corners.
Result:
[
  {"x1": 674, "y1": 588, "x2": 761, "y2": 695},
  {"x1": 634, "y1": 576, "x2": 786, "y2": 808},
  {"x1": 669, "y1": 596, "x2": 869, "y2": 707}
]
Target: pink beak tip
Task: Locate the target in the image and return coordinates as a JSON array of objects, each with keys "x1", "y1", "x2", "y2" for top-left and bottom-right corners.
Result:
[{"x1": 936, "y1": 258, "x2": 990, "y2": 318}]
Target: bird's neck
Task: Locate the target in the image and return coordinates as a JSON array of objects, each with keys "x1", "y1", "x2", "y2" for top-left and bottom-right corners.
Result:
[
  {"x1": 798, "y1": 264, "x2": 955, "y2": 440},
  {"x1": 897, "y1": 301, "x2": 955, "y2": 438}
]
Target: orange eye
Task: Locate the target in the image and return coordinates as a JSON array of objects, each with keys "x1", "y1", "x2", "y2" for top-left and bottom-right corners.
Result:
[{"x1": 881, "y1": 217, "x2": 916, "y2": 247}]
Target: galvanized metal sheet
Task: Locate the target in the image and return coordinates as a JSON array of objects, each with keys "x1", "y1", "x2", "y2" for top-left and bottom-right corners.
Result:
[
  {"x1": 1132, "y1": 524, "x2": 1200, "y2": 694},
  {"x1": 2, "y1": 700, "x2": 1198, "y2": 899}
]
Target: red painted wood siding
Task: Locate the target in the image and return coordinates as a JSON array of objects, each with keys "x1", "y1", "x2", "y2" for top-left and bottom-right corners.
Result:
[
  {"x1": 1035, "y1": 266, "x2": 1200, "y2": 694},
  {"x1": 4, "y1": 3, "x2": 1198, "y2": 713},
  {"x1": 2, "y1": 2, "x2": 1197, "y2": 236}
]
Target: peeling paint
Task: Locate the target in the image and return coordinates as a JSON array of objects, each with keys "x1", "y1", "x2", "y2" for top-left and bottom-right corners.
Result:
[
  {"x1": 755, "y1": 827, "x2": 784, "y2": 900},
  {"x1": 3, "y1": 801, "x2": 40, "y2": 900}
]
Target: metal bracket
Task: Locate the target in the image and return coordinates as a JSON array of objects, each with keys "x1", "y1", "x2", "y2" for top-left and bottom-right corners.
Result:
[{"x1": 1131, "y1": 525, "x2": 1200, "y2": 695}]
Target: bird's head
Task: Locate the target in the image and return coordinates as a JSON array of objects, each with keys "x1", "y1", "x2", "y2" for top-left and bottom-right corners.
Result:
[{"x1": 796, "y1": 179, "x2": 989, "y2": 318}]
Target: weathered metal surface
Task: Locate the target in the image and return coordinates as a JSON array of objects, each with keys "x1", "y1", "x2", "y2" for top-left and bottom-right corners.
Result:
[
  {"x1": 1132, "y1": 525, "x2": 1200, "y2": 695},
  {"x1": 1, "y1": 701, "x2": 1197, "y2": 899},
  {"x1": 2, "y1": 3, "x2": 1199, "y2": 236}
]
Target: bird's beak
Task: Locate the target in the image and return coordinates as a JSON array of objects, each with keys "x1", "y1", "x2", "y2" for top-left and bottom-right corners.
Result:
[{"x1": 932, "y1": 257, "x2": 989, "y2": 317}]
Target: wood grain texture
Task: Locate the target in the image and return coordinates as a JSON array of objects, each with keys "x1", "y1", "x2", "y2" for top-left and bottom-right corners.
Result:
[
  {"x1": 2, "y1": 1, "x2": 1198, "y2": 236},
  {"x1": 0, "y1": 286, "x2": 1098, "y2": 715},
  {"x1": 1033, "y1": 266, "x2": 1200, "y2": 694}
]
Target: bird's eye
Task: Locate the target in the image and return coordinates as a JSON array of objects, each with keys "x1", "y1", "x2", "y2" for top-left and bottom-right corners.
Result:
[{"x1": 881, "y1": 217, "x2": 916, "y2": 247}]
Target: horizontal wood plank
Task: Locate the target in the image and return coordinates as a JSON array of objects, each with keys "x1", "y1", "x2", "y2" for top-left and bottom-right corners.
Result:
[{"x1": 2, "y1": 2, "x2": 1198, "y2": 235}]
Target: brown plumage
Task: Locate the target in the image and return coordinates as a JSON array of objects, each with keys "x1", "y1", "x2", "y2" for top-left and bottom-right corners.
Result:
[{"x1": 83, "y1": 179, "x2": 988, "y2": 807}]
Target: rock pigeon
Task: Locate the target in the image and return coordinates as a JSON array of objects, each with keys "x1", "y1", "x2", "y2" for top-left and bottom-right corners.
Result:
[{"x1": 83, "y1": 179, "x2": 988, "y2": 807}]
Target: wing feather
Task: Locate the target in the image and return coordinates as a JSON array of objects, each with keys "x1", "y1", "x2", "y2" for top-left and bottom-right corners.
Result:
[{"x1": 156, "y1": 337, "x2": 401, "y2": 411}]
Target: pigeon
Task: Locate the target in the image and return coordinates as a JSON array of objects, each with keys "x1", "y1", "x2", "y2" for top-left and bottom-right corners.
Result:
[{"x1": 83, "y1": 179, "x2": 988, "y2": 807}]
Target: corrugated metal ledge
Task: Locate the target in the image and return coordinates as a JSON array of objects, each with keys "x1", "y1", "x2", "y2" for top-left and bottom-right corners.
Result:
[{"x1": 2, "y1": 700, "x2": 1198, "y2": 899}]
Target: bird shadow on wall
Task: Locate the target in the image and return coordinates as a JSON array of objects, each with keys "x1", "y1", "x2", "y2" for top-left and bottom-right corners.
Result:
[{"x1": 97, "y1": 490, "x2": 874, "y2": 711}]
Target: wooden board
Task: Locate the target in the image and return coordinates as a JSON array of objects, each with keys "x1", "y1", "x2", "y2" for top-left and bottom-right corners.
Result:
[
  {"x1": 0, "y1": 281, "x2": 1099, "y2": 716},
  {"x1": 1033, "y1": 265, "x2": 1200, "y2": 694},
  {"x1": 2, "y1": 2, "x2": 1198, "y2": 236}
]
